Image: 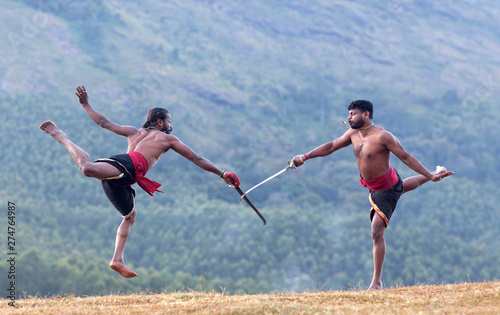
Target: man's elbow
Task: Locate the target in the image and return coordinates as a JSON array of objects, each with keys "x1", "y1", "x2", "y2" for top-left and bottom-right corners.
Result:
[
  {"x1": 190, "y1": 154, "x2": 205, "y2": 164},
  {"x1": 98, "y1": 119, "x2": 111, "y2": 129}
]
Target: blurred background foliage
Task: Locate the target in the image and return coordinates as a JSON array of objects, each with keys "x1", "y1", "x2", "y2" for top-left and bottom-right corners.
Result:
[{"x1": 0, "y1": 0, "x2": 499, "y2": 296}]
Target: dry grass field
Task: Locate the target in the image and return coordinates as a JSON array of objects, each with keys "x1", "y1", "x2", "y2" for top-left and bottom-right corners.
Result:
[{"x1": 1, "y1": 281, "x2": 498, "y2": 314}]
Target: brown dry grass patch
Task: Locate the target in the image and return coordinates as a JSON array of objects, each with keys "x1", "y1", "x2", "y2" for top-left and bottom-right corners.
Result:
[{"x1": 1, "y1": 281, "x2": 498, "y2": 314}]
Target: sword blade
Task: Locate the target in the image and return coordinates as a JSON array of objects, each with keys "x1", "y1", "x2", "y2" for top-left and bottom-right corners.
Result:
[
  {"x1": 235, "y1": 187, "x2": 266, "y2": 225},
  {"x1": 239, "y1": 166, "x2": 290, "y2": 202}
]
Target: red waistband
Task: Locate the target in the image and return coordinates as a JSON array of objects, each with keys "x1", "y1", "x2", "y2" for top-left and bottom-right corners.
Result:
[
  {"x1": 128, "y1": 151, "x2": 163, "y2": 196},
  {"x1": 360, "y1": 167, "x2": 399, "y2": 191}
]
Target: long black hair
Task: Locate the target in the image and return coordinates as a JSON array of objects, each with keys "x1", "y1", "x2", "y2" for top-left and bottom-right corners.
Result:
[{"x1": 142, "y1": 108, "x2": 169, "y2": 128}]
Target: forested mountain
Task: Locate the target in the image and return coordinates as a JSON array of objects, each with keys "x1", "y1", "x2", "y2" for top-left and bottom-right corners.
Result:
[{"x1": 1, "y1": 0, "x2": 499, "y2": 296}]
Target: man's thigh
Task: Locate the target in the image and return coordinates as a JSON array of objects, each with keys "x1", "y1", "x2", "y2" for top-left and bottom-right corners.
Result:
[{"x1": 91, "y1": 162, "x2": 122, "y2": 179}]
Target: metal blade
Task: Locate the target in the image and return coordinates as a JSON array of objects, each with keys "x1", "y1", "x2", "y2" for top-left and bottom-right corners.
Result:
[
  {"x1": 239, "y1": 160, "x2": 296, "y2": 203},
  {"x1": 235, "y1": 187, "x2": 266, "y2": 225},
  {"x1": 239, "y1": 167, "x2": 289, "y2": 203}
]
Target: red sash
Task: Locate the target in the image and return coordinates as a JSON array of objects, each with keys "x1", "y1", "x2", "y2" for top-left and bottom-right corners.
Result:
[
  {"x1": 128, "y1": 151, "x2": 163, "y2": 196},
  {"x1": 360, "y1": 167, "x2": 399, "y2": 191}
]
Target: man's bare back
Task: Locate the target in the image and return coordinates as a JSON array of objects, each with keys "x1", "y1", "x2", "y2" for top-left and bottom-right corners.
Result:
[{"x1": 124, "y1": 129, "x2": 171, "y2": 171}]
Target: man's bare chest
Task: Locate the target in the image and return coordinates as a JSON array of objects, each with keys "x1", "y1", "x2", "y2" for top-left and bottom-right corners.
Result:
[{"x1": 351, "y1": 133, "x2": 386, "y2": 159}]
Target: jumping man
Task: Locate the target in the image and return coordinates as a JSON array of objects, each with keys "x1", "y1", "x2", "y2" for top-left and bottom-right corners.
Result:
[
  {"x1": 292, "y1": 100, "x2": 454, "y2": 290},
  {"x1": 40, "y1": 85, "x2": 240, "y2": 278}
]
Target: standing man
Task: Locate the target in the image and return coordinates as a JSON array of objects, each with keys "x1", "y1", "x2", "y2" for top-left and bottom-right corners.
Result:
[
  {"x1": 292, "y1": 100, "x2": 453, "y2": 290},
  {"x1": 40, "y1": 85, "x2": 240, "y2": 278}
]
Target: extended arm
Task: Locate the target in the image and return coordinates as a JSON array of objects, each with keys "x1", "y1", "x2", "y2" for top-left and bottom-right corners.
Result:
[
  {"x1": 293, "y1": 130, "x2": 352, "y2": 167},
  {"x1": 382, "y1": 131, "x2": 440, "y2": 182},
  {"x1": 169, "y1": 136, "x2": 239, "y2": 186},
  {"x1": 75, "y1": 85, "x2": 138, "y2": 137}
]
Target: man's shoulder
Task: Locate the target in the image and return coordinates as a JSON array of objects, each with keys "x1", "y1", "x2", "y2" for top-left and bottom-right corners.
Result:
[
  {"x1": 344, "y1": 128, "x2": 357, "y2": 137},
  {"x1": 125, "y1": 127, "x2": 145, "y2": 139},
  {"x1": 373, "y1": 126, "x2": 391, "y2": 135},
  {"x1": 155, "y1": 133, "x2": 183, "y2": 146},
  {"x1": 374, "y1": 127, "x2": 398, "y2": 143},
  {"x1": 162, "y1": 133, "x2": 180, "y2": 141}
]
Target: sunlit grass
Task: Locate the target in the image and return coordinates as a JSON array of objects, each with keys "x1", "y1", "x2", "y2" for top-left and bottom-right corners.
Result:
[{"x1": 2, "y1": 281, "x2": 498, "y2": 314}]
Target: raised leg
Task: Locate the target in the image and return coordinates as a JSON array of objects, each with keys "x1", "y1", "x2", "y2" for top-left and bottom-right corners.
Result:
[
  {"x1": 40, "y1": 121, "x2": 121, "y2": 179},
  {"x1": 403, "y1": 167, "x2": 454, "y2": 194},
  {"x1": 368, "y1": 214, "x2": 386, "y2": 291},
  {"x1": 109, "y1": 210, "x2": 138, "y2": 278}
]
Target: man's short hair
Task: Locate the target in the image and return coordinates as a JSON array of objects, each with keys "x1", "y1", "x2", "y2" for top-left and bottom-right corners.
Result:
[
  {"x1": 142, "y1": 108, "x2": 169, "y2": 128},
  {"x1": 347, "y1": 100, "x2": 373, "y2": 119}
]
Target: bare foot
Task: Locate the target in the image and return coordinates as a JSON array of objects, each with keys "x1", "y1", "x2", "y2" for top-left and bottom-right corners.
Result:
[
  {"x1": 368, "y1": 283, "x2": 383, "y2": 291},
  {"x1": 433, "y1": 166, "x2": 454, "y2": 179},
  {"x1": 39, "y1": 121, "x2": 67, "y2": 143},
  {"x1": 110, "y1": 262, "x2": 138, "y2": 278}
]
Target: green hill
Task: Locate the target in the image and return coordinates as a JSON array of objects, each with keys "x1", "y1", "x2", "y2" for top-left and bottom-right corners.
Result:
[{"x1": 1, "y1": 0, "x2": 499, "y2": 296}]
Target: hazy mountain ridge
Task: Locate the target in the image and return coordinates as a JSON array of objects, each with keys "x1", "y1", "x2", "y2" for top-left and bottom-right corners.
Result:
[{"x1": 1, "y1": 0, "x2": 499, "y2": 296}]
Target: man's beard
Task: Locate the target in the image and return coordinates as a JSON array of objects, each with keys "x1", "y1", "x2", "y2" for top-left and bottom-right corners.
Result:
[
  {"x1": 348, "y1": 119, "x2": 365, "y2": 129},
  {"x1": 162, "y1": 126, "x2": 173, "y2": 134}
]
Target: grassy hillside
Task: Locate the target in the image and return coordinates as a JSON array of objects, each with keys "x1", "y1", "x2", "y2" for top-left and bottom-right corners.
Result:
[
  {"x1": 2, "y1": 282, "x2": 499, "y2": 314},
  {"x1": 1, "y1": 0, "x2": 499, "y2": 296}
]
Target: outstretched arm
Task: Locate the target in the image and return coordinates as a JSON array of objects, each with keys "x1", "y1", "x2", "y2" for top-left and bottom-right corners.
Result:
[
  {"x1": 382, "y1": 131, "x2": 441, "y2": 182},
  {"x1": 169, "y1": 136, "x2": 239, "y2": 186},
  {"x1": 75, "y1": 85, "x2": 138, "y2": 137},
  {"x1": 293, "y1": 130, "x2": 352, "y2": 167}
]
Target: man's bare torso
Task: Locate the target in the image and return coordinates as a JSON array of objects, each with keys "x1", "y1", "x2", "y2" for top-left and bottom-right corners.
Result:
[{"x1": 349, "y1": 126, "x2": 391, "y2": 181}]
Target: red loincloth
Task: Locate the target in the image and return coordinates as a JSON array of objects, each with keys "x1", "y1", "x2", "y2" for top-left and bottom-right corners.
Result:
[
  {"x1": 128, "y1": 151, "x2": 163, "y2": 196},
  {"x1": 359, "y1": 167, "x2": 399, "y2": 191}
]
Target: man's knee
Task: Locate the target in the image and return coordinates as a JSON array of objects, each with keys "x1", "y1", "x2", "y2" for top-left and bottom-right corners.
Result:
[
  {"x1": 125, "y1": 209, "x2": 136, "y2": 223},
  {"x1": 371, "y1": 218, "x2": 386, "y2": 243},
  {"x1": 81, "y1": 163, "x2": 97, "y2": 177},
  {"x1": 371, "y1": 228, "x2": 384, "y2": 243}
]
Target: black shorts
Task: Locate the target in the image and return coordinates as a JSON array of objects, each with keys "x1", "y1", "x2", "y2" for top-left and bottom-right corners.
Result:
[
  {"x1": 369, "y1": 174, "x2": 403, "y2": 227},
  {"x1": 95, "y1": 154, "x2": 136, "y2": 219}
]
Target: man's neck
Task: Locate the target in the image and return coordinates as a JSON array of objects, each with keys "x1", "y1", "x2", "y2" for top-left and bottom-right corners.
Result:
[
  {"x1": 147, "y1": 127, "x2": 167, "y2": 134},
  {"x1": 358, "y1": 123, "x2": 374, "y2": 131}
]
